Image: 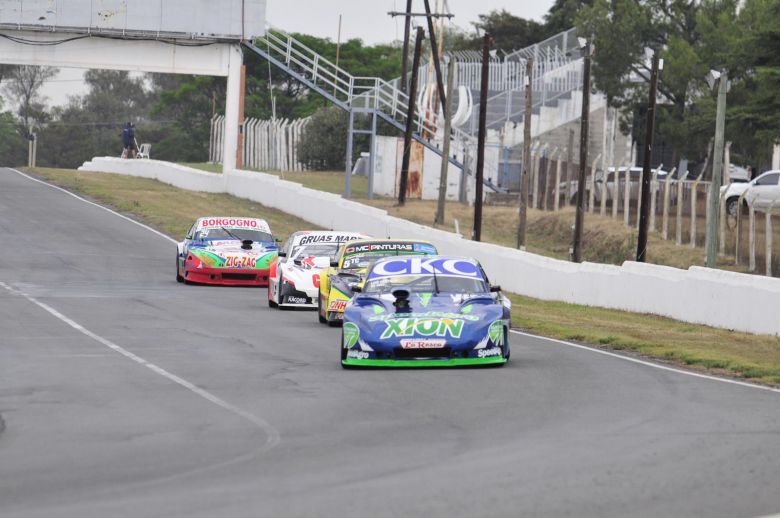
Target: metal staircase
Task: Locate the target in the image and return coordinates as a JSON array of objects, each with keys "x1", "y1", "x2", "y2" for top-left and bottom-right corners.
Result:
[{"x1": 244, "y1": 26, "x2": 506, "y2": 195}]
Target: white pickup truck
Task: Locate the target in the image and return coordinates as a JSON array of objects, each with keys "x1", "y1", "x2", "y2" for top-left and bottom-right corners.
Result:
[{"x1": 721, "y1": 170, "x2": 780, "y2": 215}]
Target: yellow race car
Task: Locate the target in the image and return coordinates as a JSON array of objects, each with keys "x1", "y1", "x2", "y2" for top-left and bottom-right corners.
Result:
[{"x1": 317, "y1": 238, "x2": 438, "y2": 325}]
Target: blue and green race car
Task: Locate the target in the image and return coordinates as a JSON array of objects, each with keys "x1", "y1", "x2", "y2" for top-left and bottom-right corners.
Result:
[{"x1": 341, "y1": 255, "x2": 511, "y2": 367}]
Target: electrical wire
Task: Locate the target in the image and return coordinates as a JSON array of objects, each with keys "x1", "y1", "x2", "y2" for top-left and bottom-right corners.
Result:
[{"x1": 0, "y1": 30, "x2": 219, "y2": 47}]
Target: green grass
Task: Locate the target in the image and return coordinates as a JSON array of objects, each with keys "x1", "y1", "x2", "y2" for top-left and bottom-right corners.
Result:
[{"x1": 27, "y1": 166, "x2": 780, "y2": 386}]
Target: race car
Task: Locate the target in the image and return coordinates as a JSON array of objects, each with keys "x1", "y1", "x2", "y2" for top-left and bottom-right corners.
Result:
[
  {"x1": 317, "y1": 238, "x2": 438, "y2": 325},
  {"x1": 341, "y1": 255, "x2": 511, "y2": 367},
  {"x1": 268, "y1": 230, "x2": 369, "y2": 309},
  {"x1": 176, "y1": 216, "x2": 278, "y2": 286}
]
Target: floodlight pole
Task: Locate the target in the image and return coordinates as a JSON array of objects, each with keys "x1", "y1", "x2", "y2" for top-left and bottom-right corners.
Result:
[
  {"x1": 636, "y1": 53, "x2": 660, "y2": 262},
  {"x1": 572, "y1": 39, "x2": 592, "y2": 263},
  {"x1": 705, "y1": 70, "x2": 729, "y2": 267},
  {"x1": 398, "y1": 27, "x2": 425, "y2": 206},
  {"x1": 474, "y1": 33, "x2": 491, "y2": 241}
]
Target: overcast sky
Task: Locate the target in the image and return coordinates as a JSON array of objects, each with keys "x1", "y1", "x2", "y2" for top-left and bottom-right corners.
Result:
[{"x1": 33, "y1": 0, "x2": 554, "y2": 107}]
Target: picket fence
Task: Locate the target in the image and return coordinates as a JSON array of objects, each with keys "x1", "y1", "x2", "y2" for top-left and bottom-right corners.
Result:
[{"x1": 209, "y1": 115, "x2": 309, "y2": 171}]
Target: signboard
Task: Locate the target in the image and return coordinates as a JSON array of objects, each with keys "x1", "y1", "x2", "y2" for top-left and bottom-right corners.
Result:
[{"x1": 0, "y1": 0, "x2": 266, "y2": 40}]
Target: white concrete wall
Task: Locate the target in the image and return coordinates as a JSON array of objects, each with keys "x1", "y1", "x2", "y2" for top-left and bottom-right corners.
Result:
[{"x1": 79, "y1": 157, "x2": 780, "y2": 336}]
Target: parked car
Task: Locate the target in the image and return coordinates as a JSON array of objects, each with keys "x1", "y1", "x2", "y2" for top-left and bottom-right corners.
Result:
[
  {"x1": 721, "y1": 170, "x2": 780, "y2": 216},
  {"x1": 565, "y1": 166, "x2": 668, "y2": 204}
]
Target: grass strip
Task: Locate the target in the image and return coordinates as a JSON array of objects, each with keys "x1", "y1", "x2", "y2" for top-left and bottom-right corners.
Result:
[{"x1": 26, "y1": 167, "x2": 780, "y2": 386}]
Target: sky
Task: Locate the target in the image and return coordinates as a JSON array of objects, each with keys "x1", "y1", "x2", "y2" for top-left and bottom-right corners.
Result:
[{"x1": 31, "y1": 0, "x2": 554, "y2": 107}]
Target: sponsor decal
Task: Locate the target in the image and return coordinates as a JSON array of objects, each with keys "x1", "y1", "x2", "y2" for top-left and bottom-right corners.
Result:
[
  {"x1": 477, "y1": 347, "x2": 503, "y2": 358},
  {"x1": 380, "y1": 318, "x2": 465, "y2": 339},
  {"x1": 225, "y1": 256, "x2": 257, "y2": 268},
  {"x1": 461, "y1": 304, "x2": 474, "y2": 314},
  {"x1": 400, "y1": 338, "x2": 446, "y2": 349},
  {"x1": 199, "y1": 218, "x2": 269, "y2": 232},
  {"x1": 298, "y1": 234, "x2": 363, "y2": 245},
  {"x1": 344, "y1": 242, "x2": 416, "y2": 256},
  {"x1": 347, "y1": 349, "x2": 369, "y2": 359},
  {"x1": 370, "y1": 258, "x2": 481, "y2": 279},
  {"x1": 372, "y1": 304, "x2": 386, "y2": 315},
  {"x1": 416, "y1": 292, "x2": 433, "y2": 307},
  {"x1": 488, "y1": 320, "x2": 504, "y2": 346},
  {"x1": 286, "y1": 296, "x2": 307, "y2": 304},
  {"x1": 343, "y1": 323, "x2": 360, "y2": 349},
  {"x1": 312, "y1": 273, "x2": 320, "y2": 288},
  {"x1": 328, "y1": 300, "x2": 348, "y2": 312}
]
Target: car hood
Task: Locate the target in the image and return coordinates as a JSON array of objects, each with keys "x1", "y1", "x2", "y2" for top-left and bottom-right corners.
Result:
[
  {"x1": 189, "y1": 242, "x2": 277, "y2": 269},
  {"x1": 344, "y1": 293, "x2": 504, "y2": 348}
]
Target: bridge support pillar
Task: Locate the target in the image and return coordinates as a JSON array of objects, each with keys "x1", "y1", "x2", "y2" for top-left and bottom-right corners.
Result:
[{"x1": 223, "y1": 44, "x2": 244, "y2": 179}]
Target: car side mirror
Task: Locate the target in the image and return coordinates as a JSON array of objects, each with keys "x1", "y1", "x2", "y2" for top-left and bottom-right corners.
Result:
[
  {"x1": 274, "y1": 237, "x2": 282, "y2": 243},
  {"x1": 490, "y1": 285, "x2": 502, "y2": 293},
  {"x1": 330, "y1": 260, "x2": 339, "y2": 267},
  {"x1": 351, "y1": 285, "x2": 362, "y2": 293},
  {"x1": 293, "y1": 259, "x2": 302, "y2": 266},
  {"x1": 278, "y1": 251, "x2": 287, "y2": 257}
]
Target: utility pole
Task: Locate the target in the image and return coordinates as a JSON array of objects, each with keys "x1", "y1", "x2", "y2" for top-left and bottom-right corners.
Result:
[
  {"x1": 706, "y1": 69, "x2": 729, "y2": 268},
  {"x1": 516, "y1": 56, "x2": 533, "y2": 249},
  {"x1": 398, "y1": 27, "x2": 425, "y2": 206},
  {"x1": 572, "y1": 39, "x2": 592, "y2": 263},
  {"x1": 474, "y1": 33, "x2": 491, "y2": 241},
  {"x1": 422, "y1": 0, "x2": 447, "y2": 112},
  {"x1": 435, "y1": 58, "x2": 456, "y2": 225},
  {"x1": 636, "y1": 53, "x2": 661, "y2": 263},
  {"x1": 400, "y1": 0, "x2": 412, "y2": 94},
  {"x1": 333, "y1": 14, "x2": 342, "y2": 98}
]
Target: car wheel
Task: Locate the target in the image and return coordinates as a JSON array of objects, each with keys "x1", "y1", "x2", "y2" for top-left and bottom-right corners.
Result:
[
  {"x1": 726, "y1": 197, "x2": 740, "y2": 217},
  {"x1": 176, "y1": 256, "x2": 184, "y2": 283},
  {"x1": 318, "y1": 294, "x2": 327, "y2": 324},
  {"x1": 268, "y1": 286, "x2": 278, "y2": 308}
]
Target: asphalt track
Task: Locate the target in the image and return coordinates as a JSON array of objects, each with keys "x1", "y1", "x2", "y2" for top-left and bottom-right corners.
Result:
[{"x1": 1, "y1": 167, "x2": 779, "y2": 518}]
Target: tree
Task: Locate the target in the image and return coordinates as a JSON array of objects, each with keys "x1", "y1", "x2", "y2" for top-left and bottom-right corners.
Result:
[
  {"x1": 473, "y1": 10, "x2": 551, "y2": 53},
  {"x1": 0, "y1": 98, "x2": 27, "y2": 166},
  {"x1": 38, "y1": 70, "x2": 153, "y2": 168},
  {"x1": 2, "y1": 65, "x2": 58, "y2": 138},
  {"x1": 297, "y1": 107, "x2": 370, "y2": 170}
]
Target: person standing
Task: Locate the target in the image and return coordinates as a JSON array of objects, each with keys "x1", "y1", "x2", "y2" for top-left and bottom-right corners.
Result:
[{"x1": 122, "y1": 122, "x2": 137, "y2": 159}]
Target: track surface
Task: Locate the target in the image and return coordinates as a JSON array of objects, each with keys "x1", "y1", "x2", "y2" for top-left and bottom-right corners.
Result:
[{"x1": 1, "y1": 167, "x2": 779, "y2": 518}]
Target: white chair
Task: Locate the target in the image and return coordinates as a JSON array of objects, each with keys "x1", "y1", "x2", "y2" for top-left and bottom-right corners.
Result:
[{"x1": 137, "y1": 142, "x2": 151, "y2": 159}]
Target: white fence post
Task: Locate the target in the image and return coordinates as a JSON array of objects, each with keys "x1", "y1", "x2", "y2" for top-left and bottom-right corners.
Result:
[
  {"x1": 766, "y1": 203, "x2": 774, "y2": 277},
  {"x1": 623, "y1": 167, "x2": 631, "y2": 227},
  {"x1": 749, "y1": 201, "x2": 756, "y2": 271},
  {"x1": 588, "y1": 153, "x2": 601, "y2": 214},
  {"x1": 675, "y1": 171, "x2": 688, "y2": 246},
  {"x1": 689, "y1": 172, "x2": 703, "y2": 247},
  {"x1": 554, "y1": 148, "x2": 565, "y2": 212},
  {"x1": 662, "y1": 167, "x2": 675, "y2": 240}
]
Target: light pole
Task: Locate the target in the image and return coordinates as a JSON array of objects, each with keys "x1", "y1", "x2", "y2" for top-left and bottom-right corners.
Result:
[{"x1": 705, "y1": 69, "x2": 729, "y2": 267}]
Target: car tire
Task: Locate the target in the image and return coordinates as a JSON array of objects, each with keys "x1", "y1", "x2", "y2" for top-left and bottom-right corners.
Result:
[
  {"x1": 726, "y1": 197, "x2": 740, "y2": 217},
  {"x1": 268, "y1": 288, "x2": 278, "y2": 308},
  {"x1": 318, "y1": 294, "x2": 327, "y2": 324},
  {"x1": 176, "y1": 256, "x2": 184, "y2": 283}
]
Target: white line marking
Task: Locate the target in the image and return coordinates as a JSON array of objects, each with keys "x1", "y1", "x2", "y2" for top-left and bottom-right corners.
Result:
[
  {"x1": 7, "y1": 168, "x2": 177, "y2": 244},
  {"x1": 510, "y1": 329, "x2": 780, "y2": 394},
  {"x1": 0, "y1": 281, "x2": 280, "y2": 450}
]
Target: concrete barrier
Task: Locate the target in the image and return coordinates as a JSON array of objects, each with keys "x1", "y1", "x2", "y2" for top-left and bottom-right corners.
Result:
[{"x1": 78, "y1": 157, "x2": 780, "y2": 336}]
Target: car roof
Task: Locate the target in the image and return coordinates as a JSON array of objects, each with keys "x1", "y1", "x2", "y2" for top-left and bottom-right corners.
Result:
[
  {"x1": 290, "y1": 230, "x2": 369, "y2": 245},
  {"x1": 346, "y1": 238, "x2": 435, "y2": 246},
  {"x1": 195, "y1": 216, "x2": 271, "y2": 231}
]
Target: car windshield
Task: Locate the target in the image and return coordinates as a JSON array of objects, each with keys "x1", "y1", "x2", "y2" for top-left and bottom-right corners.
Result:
[
  {"x1": 363, "y1": 274, "x2": 489, "y2": 294},
  {"x1": 341, "y1": 252, "x2": 409, "y2": 270},
  {"x1": 291, "y1": 243, "x2": 340, "y2": 259},
  {"x1": 195, "y1": 228, "x2": 273, "y2": 242}
]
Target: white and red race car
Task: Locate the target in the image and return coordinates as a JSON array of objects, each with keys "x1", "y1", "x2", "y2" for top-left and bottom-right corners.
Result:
[{"x1": 267, "y1": 230, "x2": 368, "y2": 309}]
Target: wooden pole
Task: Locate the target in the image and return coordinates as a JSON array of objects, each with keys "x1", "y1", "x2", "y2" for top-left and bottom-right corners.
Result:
[
  {"x1": 474, "y1": 33, "x2": 491, "y2": 241},
  {"x1": 435, "y1": 58, "x2": 456, "y2": 225},
  {"x1": 636, "y1": 53, "x2": 660, "y2": 262},
  {"x1": 572, "y1": 40, "x2": 592, "y2": 263},
  {"x1": 398, "y1": 28, "x2": 425, "y2": 206},
  {"x1": 516, "y1": 57, "x2": 533, "y2": 248},
  {"x1": 400, "y1": 0, "x2": 412, "y2": 94}
]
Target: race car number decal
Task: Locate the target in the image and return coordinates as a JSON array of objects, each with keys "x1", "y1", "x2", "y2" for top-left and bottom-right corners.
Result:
[
  {"x1": 312, "y1": 273, "x2": 320, "y2": 288},
  {"x1": 225, "y1": 256, "x2": 256, "y2": 268},
  {"x1": 328, "y1": 300, "x2": 348, "y2": 312}
]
